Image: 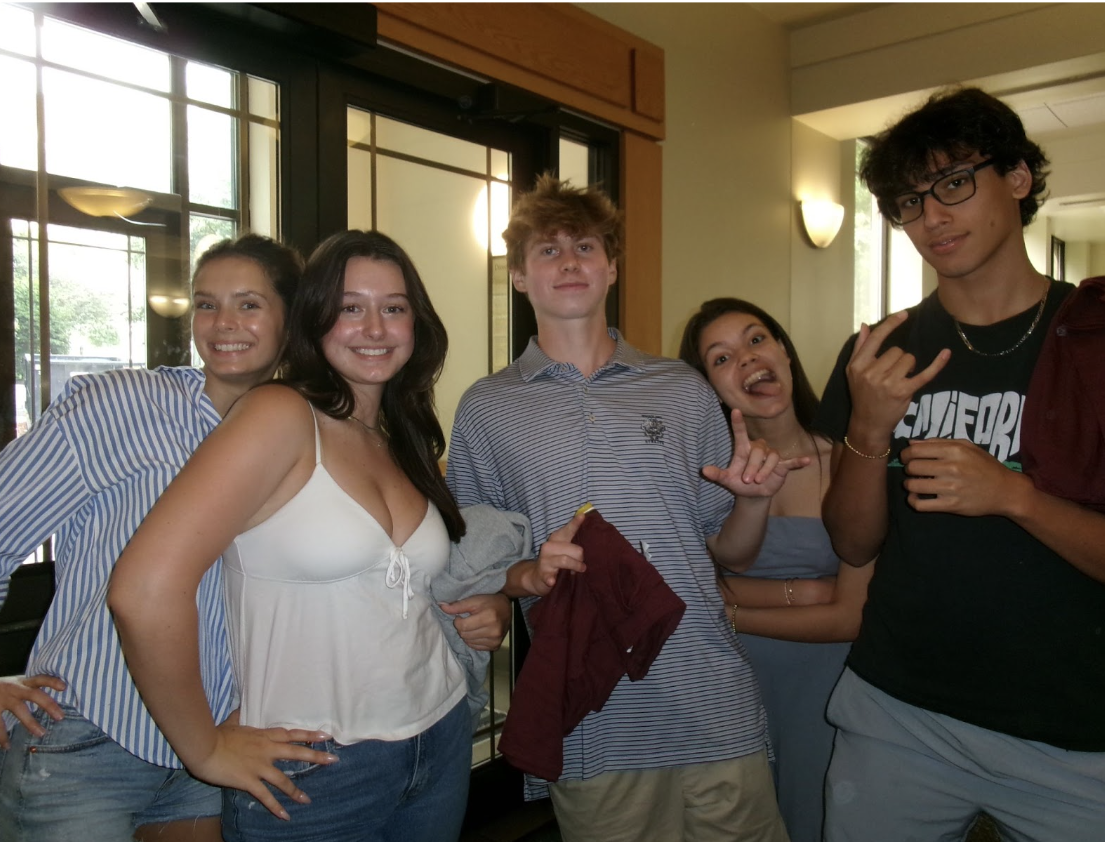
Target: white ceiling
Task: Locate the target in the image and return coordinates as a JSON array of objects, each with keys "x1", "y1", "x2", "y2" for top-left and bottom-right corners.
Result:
[
  {"x1": 1017, "y1": 93, "x2": 1105, "y2": 134},
  {"x1": 1003, "y1": 77, "x2": 1105, "y2": 244},
  {"x1": 782, "y1": 6, "x2": 1105, "y2": 248}
]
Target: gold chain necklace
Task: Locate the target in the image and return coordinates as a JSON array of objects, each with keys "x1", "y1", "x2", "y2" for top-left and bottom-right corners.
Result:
[
  {"x1": 348, "y1": 414, "x2": 386, "y2": 448},
  {"x1": 778, "y1": 432, "x2": 813, "y2": 461},
  {"x1": 952, "y1": 280, "x2": 1049, "y2": 358}
]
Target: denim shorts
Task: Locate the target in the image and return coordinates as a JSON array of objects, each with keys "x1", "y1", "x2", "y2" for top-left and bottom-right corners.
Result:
[
  {"x1": 0, "y1": 705, "x2": 220, "y2": 842},
  {"x1": 222, "y1": 698, "x2": 471, "y2": 842}
]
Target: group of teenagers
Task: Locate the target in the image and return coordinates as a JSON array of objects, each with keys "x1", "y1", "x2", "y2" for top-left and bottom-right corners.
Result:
[{"x1": 1, "y1": 86, "x2": 1103, "y2": 842}]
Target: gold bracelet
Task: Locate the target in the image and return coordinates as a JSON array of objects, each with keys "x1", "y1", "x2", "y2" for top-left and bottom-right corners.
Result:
[
  {"x1": 843, "y1": 435, "x2": 891, "y2": 460},
  {"x1": 730, "y1": 604, "x2": 738, "y2": 634},
  {"x1": 783, "y1": 579, "x2": 795, "y2": 606}
]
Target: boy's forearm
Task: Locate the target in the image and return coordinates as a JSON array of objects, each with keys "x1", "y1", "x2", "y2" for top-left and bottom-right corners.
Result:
[
  {"x1": 1003, "y1": 474, "x2": 1105, "y2": 584},
  {"x1": 501, "y1": 559, "x2": 538, "y2": 598},
  {"x1": 822, "y1": 441, "x2": 888, "y2": 565}
]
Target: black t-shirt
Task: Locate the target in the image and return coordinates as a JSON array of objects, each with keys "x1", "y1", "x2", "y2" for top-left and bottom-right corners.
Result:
[{"x1": 816, "y1": 280, "x2": 1105, "y2": 751}]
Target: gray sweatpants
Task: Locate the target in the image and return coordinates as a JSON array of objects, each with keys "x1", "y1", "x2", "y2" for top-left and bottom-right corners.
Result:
[{"x1": 824, "y1": 668, "x2": 1105, "y2": 842}]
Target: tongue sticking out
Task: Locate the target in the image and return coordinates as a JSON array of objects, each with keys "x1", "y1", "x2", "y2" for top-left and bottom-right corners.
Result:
[{"x1": 744, "y1": 372, "x2": 782, "y2": 397}]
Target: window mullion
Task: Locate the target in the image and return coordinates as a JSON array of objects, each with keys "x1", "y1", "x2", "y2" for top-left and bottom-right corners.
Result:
[
  {"x1": 169, "y1": 55, "x2": 190, "y2": 273},
  {"x1": 236, "y1": 73, "x2": 249, "y2": 232},
  {"x1": 32, "y1": 10, "x2": 51, "y2": 419}
]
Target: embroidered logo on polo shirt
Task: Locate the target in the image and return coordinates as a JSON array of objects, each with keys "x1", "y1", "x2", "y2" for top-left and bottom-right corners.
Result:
[{"x1": 641, "y1": 415, "x2": 666, "y2": 444}]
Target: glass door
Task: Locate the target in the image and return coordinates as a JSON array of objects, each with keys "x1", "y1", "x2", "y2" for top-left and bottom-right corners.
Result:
[
  {"x1": 345, "y1": 107, "x2": 518, "y2": 770},
  {"x1": 318, "y1": 49, "x2": 621, "y2": 824},
  {"x1": 346, "y1": 107, "x2": 515, "y2": 448},
  {"x1": 1, "y1": 179, "x2": 185, "y2": 451},
  {"x1": 319, "y1": 59, "x2": 546, "y2": 819}
]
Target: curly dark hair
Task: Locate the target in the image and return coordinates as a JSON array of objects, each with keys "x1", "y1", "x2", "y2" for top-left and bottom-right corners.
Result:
[
  {"x1": 679, "y1": 298, "x2": 820, "y2": 432},
  {"x1": 282, "y1": 230, "x2": 464, "y2": 542},
  {"x1": 503, "y1": 172, "x2": 623, "y2": 273},
  {"x1": 860, "y1": 86, "x2": 1049, "y2": 227}
]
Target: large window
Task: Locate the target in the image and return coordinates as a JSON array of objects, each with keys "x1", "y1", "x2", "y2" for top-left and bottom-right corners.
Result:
[
  {"x1": 1, "y1": 2, "x2": 280, "y2": 444},
  {"x1": 11, "y1": 221, "x2": 147, "y2": 434}
]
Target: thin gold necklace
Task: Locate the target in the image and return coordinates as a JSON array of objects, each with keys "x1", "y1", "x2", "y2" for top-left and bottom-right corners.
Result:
[
  {"x1": 778, "y1": 435, "x2": 812, "y2": 461},
  {"x1": 952, "y1": 279, "x2": 1049, "y2": 358},
  {"x1": 349, "y1": 414, "x2": 386, "y2": 447},
  {"x1": 349, "y1": 414, "x2": 377, "y2": 432}
]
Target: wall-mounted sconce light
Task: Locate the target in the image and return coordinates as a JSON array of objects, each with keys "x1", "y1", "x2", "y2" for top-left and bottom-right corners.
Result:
[
  {"x1": 58, "y1": 186, "x2": 153, "y2": 218},
  {"x1": 148, "y1": 294, "x2": 190, "y2": 319},
  {"x1": 800, "y1": 200, "x2": 845, "y2": 249}
]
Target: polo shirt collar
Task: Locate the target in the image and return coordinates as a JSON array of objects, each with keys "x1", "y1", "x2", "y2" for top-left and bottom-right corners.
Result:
[{"x1": 517, "y1": 329, "x2": 647, "y2": 382}]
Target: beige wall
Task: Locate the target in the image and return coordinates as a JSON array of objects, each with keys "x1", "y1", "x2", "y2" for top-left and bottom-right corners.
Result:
[
  {"x1": 790, "y1": 124, "x2": 856, "y2": 392},
  {"x1": 580, "y1": 3, "x2": 792, "y2": 357},
  {"x1": 1093, "y1": 244, "x2": 1105, "y2": 277}
]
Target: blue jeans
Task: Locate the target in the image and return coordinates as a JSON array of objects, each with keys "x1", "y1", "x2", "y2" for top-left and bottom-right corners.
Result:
[
  {"x1": 222, "y1": 699, "x2": 471, "y2": 842},
  {"x1": 0, "y1": 705, "x2": 219, "y2": 842}
]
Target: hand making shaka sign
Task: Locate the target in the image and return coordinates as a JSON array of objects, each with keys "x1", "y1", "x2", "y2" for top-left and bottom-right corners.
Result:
[{"x1": 844, "y1": 311, "x2": 952, "y2": 449}]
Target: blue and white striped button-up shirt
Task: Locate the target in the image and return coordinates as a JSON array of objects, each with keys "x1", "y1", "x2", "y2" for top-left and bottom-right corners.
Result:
[
  {"x1": 0, "y1": 366, "x2": 236, "y2": 767},
  {"x1": 447, "y1": 331, "x2": 768, "y2": 799}
]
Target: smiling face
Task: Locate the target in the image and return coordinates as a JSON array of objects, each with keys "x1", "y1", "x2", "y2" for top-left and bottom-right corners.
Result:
[
  {"x1": 321, "y1": 256, "x2": 414, "y2": 396},
  {"x1": 698, "y1": 311, "x2": 794, "y2": 420},
  {"x1": 191, "y1": 255, "x2": 286, "y2": 389},
  {"x1": 901, "y1": 153, "x2": 1031, "y2": 283},
  {"x1": 512, "y1": 230, "x2": 617, "y2": 324}
]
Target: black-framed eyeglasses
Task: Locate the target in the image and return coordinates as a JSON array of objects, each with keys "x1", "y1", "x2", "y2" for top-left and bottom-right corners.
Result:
[{"x1": 889, "y1": 158, "x2": 997, "y2": 225}]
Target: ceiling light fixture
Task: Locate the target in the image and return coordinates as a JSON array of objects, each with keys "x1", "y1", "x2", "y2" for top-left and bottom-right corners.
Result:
[
  {"x1": 148, "y1": 294, "x2": 190, "y2": 319},
  {"x1": 58, "y1": 186, "x2": 154, "y2": 219}
]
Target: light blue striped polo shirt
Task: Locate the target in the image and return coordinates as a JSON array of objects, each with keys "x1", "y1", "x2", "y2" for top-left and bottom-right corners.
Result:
[
  {"x1": 447, "y1": 331, "x2": 768, "y2": 799},
  {"x1": 0, "y1": 366, "x2": 236, "y2": 767}
]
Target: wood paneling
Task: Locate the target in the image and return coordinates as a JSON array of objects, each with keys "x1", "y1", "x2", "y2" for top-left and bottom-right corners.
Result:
[
  {"x1": 377, "y1": 3, "x2": 665, "y2": 141},
  {"x1": 632, "y1": 46, "x2": 665, "y2": 123},
  {"x1": 387, "y1": 3, "x2": 630, "y2": 106},
  {"x1": 620, "y1": 130, "x2": 663, "y2": 355}
]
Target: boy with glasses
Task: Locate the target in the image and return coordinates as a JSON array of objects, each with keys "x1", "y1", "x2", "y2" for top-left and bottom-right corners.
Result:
[{"x1": 816, "y1": 86, "x2": 1105, "y2": 840}]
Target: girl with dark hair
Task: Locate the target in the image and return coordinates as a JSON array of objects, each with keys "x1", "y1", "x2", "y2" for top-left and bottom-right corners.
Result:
[
  {"x1": 0, "y1": 234, "x2": 327, "y2": 842},
  {"x1": 111, "y1": 230, "x2": 489, "y2": 842},
  {"x1": 281, "y1": 230, "x2": 463, "y2": 541},
  {"x1": 679, "y1": 298, "x2": 875, "y2": 842}
]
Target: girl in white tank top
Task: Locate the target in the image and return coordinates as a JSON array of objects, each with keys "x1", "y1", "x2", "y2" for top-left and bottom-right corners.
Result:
[{"x1": 112, "y1": 231, "x2": 502, "y2": 842}]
